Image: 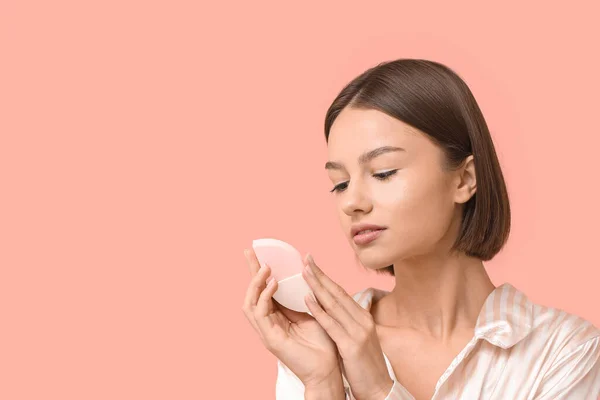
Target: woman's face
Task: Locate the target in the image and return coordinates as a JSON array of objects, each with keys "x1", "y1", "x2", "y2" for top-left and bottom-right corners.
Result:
[{"x1": 326, "y1": 107, "x2": 463, "y2": 271}]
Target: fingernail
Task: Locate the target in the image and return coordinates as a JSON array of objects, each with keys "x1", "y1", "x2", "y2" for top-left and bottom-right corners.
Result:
[{"x1": 304, "y1": 263, "x2": 313, "y2": 276}]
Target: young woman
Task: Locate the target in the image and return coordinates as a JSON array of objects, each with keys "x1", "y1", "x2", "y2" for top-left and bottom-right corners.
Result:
[{"x1": 242, "y1": 59, "x2": 600, "y2": 400}]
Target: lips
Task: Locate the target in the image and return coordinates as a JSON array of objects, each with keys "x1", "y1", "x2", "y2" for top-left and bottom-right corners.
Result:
[
  {"x1": 351, "y1": 224, "x2": 387, "y2": 237},
  {"x1": 352, "y1": 228, "x2": 386, "y2": 245},
  {"x1": 354, "y1": 228, "x2": 384, "y2": 235},
  {"x1": 350, "y1": 223, "x2": 387, "y2": 246}
]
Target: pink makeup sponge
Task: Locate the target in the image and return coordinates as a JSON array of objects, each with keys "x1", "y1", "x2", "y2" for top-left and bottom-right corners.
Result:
[{"x1": 252, "y1": 238, "x2": 313, "y2": 313}]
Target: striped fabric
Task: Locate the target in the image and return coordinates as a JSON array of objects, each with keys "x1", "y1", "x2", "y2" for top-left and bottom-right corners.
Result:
[{"x1": 275, "y1": 283, "x2": 600, "y2": 399}]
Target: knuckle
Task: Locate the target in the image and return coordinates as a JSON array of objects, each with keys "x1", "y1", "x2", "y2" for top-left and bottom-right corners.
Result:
[
  {"x1": 252, "y1": 274, "x2": 265, "y2": 286},
  {"x1": 333, "y1": 284, "x2": 346, "y2": 297},
  {"x1": 320, "y1": 298, "x2": 333, "y2": 311},
  {"x1": 320, "y1": 318, "x2": 335, "y2": 331},
  {"x1": 356, "y1": 328, "x2": 370, "y2": 343},
  {"x1": 330, "y1": 299, "x2": 343, "y2": 312}
]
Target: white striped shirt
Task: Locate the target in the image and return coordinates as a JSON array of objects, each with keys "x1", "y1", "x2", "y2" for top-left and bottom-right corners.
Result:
[{"x1": 275, "y1": 283, "x2": 600, "y2": 399}]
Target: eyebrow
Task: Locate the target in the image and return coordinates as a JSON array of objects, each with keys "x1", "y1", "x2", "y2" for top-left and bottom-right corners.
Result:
[{"x1": 324, "y1": 145, "x2": 406, "y2": 170}]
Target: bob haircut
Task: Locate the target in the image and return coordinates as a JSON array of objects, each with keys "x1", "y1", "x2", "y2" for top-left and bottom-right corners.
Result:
[{"x1": 324, "y1": 59, "x2": 511, "y2": 276}]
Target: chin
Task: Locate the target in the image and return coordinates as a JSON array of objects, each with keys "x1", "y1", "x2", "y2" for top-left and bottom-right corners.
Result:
[{"x1": 355, "y1": 249, "x2": 395, "y2": 271}]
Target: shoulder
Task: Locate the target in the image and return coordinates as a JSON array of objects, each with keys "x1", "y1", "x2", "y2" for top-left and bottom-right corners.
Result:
[
  {"x1": 521, "y1": 298, "x2": 600, "y2": 396},
  {"x1": 528, "y1": 299, "x2": 600, "y2": 355},
  {"x1": 502, "y1": 283, "x2": 600, "y2": 374},
  {"x1": 481, "y1": 283, "x2": 599, "y2": 353}
]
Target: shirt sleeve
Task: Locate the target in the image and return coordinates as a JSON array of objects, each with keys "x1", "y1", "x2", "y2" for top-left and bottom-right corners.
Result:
[
  {"x1": 533, "y1": 335, "x2": 600, "y2": 400},
  {"x1": 382, "y1": 379, "x2": 416, "y2": 400},
  {"x1": 275, "y1": 360, "x2": 305, "y2": 400},
  {"x1": 275, "y1": 359, "x2": 351, "y2": 399},
  {"x1": 275, "y1": 358, "x2": 414, "y2": 400}
]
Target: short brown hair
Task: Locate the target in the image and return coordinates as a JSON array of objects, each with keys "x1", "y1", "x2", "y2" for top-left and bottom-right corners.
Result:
[{"x1": 324, "y1": 59, "x2": 511, "y2": 276}]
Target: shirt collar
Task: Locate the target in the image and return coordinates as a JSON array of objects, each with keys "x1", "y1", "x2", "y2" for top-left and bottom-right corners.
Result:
[
  {"x1": 354, "y1": 283, "x2": 534, "y2": 349},
  {"x1": 473, "y1": 283, "x2": 534, "y2": 348}
]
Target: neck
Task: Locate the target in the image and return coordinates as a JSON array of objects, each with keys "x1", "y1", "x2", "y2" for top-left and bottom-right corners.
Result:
[{"x1": 382, "y1": 250, "x2": 494, "y2": 341}]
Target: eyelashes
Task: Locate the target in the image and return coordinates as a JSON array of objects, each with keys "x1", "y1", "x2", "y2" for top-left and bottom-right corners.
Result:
[{"x1": 329, "y1": 169, "x2": 398, "y2": 193}]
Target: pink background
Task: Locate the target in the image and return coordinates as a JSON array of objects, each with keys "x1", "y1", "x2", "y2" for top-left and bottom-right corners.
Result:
[{"x1": 2, "y1": 1, "x2": 599, "y2": 398}]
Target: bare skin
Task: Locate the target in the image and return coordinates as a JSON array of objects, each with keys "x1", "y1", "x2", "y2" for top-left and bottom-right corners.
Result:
[
  {"x1": 325, "y1": 107, "x2": 495, "y2": 399},
  {"x1": 368, "y1": 252, "x2": 494, "y2": 399},
  {"x1": 244, "y1": 105, "x2": 496, "y2": 400},
  {"x1": 242, "y1": 249, "x2": 345, "y2": 396}
]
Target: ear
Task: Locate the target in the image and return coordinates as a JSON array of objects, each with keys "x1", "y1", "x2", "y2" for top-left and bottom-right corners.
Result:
[{"x1": 454, "y1": 155, "x2": 477, "y2": 204}]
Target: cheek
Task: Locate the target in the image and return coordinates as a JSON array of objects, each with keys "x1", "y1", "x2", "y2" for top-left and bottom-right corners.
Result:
[{"x1": 382, "y1": 174, "x2": 454, "y2": 241}]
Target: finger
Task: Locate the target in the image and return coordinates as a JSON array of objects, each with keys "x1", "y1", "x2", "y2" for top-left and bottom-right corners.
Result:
[
  {"x1": 243, "y1": 263, "x2": 271, "y2": 311},
  {"x1": 304, "y1": 291, "x2": 347, "y2": 344},
  {"x1": 302, "y1": 254, "x2": 357, "y2": 333},
  {"x1": 305, "y1": 254, "x2": 371, "y2": 326},
  {"x1": 255, "y1": 278, "x2": 286, "y2": 344},
  {"x1": 242, "y1": 266, "x2": 272, "y2": 337},
  {"x1": 245, "y1": 249, "x2": 307, "y2": 323},
  {"x1": 244, "y1": 248, "x2": 261, "y2": 277}
]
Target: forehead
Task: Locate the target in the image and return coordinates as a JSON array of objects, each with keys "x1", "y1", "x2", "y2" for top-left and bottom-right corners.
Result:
[{"x1": 327, "y1": 107, "x2": 419, "y2": 158}]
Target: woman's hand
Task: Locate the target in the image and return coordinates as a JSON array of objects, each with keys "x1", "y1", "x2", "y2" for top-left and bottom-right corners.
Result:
[
  {"x1": 242, "y1": 248, "x2": 345, "y2": 392},
  {"x1": 302, "y1": 254, "x2": 394, "y2": 400}
]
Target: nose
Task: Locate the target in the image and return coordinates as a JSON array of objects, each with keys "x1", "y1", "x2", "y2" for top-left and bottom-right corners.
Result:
[{"x1": 341, "y1": 179, "x2": 373, "y2": 216}]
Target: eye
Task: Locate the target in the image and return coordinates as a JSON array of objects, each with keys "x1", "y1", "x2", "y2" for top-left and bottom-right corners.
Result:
[
  {"x1": 329, "y1": 170, "x2": 398, "y2": 194},
  {"x1": 329, "y1": 181, "x2": 348, "y2": 193},
  {"x1": 373, "y1": 169, "x2": 398, "y2": 180}
]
